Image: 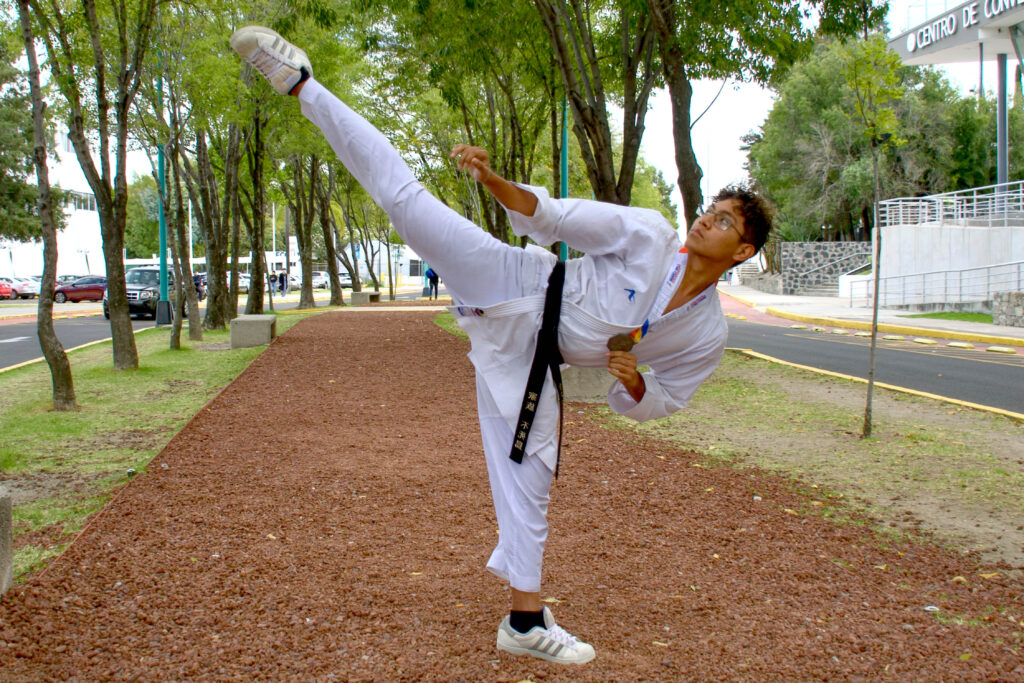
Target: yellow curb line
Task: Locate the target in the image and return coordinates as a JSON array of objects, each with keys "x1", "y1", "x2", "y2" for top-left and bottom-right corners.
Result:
[
  {"x1": 729, "y1": 347, "x2": 1024, "y2": 422},
  {"x1": 763, "y1": 307, "x2": 1024, "y2": 347}
]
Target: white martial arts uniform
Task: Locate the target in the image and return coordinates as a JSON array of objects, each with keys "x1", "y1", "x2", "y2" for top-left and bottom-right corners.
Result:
[{"x1": 298, "y1": 79, "x2": 727, "y2": 593}]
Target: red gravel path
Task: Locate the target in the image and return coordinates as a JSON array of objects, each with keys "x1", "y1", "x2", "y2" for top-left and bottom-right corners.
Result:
[{"x1": 1, "y1": 311, "x2": 1021, "y2": 682}]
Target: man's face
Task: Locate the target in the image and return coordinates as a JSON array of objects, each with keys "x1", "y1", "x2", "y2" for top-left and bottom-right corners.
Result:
[{"x1": 684, "y1": 198, "x2": 755, "y2": 265}]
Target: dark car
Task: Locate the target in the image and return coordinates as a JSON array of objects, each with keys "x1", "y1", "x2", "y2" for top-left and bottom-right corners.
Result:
[
  {"x1": 104, "y1": 266, "x2": 199, "y2": 319},
  {"x1": 54, "y1": 276, "x2": 107, "y2": 303}
]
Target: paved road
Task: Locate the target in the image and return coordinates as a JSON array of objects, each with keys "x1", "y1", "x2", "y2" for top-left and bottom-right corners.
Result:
[
  {"x1": 726, "y1": 319, "x2": 1024, "y2": 414},
  {"x1": 0, "y1": 288, "x2": 436, "y2": 370},
  {"x1": 5, "y1": 298, "x2": 1019, "y2": 414}
]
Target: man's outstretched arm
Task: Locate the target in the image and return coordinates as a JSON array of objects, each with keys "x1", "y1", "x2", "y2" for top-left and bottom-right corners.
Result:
[{"x1": 451, "y1": 144, "x2": 537, "y2": 217}]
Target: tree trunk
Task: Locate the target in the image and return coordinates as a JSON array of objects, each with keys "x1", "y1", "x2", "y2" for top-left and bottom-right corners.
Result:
[
  {"x1": 318, "y1": 168, "x2": 345, "y2": 306},
  {"x1": 243, "y1": 112, "x2": 267, "y2": 315},
  {"x1": 20, "y1": 0, "x2": 76, "y2": 410},
  {"x1": 287, "y1": 155, "x2": 317, "y2": 310},
  {"x1": 167, "y1": 192, "x2": 184, "y2": 351},
  {"x1": 180, "y1": 127, "x2": 230, "y2": 330},
  {"x1": 168, "y1": 112, "x2": 201, "y2": 341},
  {"x1": 534, "y1": 0, "x2": 657, "y2": 205},
  {"x1": 649, "y1": 0, "x2": 703, "y2": 229}
]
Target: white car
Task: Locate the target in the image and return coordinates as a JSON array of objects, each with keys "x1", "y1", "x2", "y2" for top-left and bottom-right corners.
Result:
[
  {"x1": 311, "y1": 271, "x2": 329, "y2": 289},
  {"x1": 236, "y1": 273, "x2": 251, "y2": 293},
  {"x1": 0, "y1": 276, "x2": 38, "y2": 299}
]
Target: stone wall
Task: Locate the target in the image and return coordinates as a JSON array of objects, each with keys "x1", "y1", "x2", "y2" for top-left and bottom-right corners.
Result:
[
  {"x1": 992, "y1": 291, "x2": 1024, "y2": 327},
  {"x1": 741, "y1": 272, "x2": 782, "y2": 294},
  {"x1": 780, "y1": 242, "x2": 872, "y2": 294}
]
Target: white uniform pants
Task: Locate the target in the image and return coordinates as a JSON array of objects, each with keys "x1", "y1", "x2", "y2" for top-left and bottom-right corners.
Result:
[{"x1": 299, "y1": 79, "x2": 554, "y2": 592}]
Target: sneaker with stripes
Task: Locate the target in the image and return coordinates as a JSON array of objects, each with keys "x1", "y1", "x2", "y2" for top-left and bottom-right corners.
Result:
[
  {"x1": 496, "y1": 606, "x2": 595, "y2": 664},
  {"x1": 229, "y1": 26, "x2": 312, "y2": 95}
]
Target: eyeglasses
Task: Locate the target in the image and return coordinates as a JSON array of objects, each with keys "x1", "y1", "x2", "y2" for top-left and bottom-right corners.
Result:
[{"x1": 697, "y1": 206, "x2": 745, "y2": 240}]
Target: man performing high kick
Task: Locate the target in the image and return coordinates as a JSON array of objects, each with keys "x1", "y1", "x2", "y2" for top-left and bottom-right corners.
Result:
[{"x1": 231, "y1": 25, "x2": 772, "y2": 666}]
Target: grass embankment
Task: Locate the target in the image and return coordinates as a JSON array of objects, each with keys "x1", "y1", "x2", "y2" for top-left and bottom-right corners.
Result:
[
  {"x1": 902, "y1": 311, "x2": 994, "y2": 324},
  {"x1": 1, "y1": 310, "x2": 331, "y2": 581},
  {"x1": 433, "y1": 311, "x2": 1024, "y2": 565}
]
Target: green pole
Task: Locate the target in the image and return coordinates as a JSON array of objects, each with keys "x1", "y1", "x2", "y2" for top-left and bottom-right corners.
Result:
[
  {"x1": 155, "y1": 72, "x2": 171, "y2": 324},
  {"x1": 559, "y1": 96, "x2": 569, "y2": 261}
]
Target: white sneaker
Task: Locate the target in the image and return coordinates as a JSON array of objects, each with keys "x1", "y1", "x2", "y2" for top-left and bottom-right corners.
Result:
[
  {"x1": 229, "y1": 26, "x2": 312, "y2": 95},
  {"x1": 496, "y1": 606, "x2": 596, "y2": 665}
]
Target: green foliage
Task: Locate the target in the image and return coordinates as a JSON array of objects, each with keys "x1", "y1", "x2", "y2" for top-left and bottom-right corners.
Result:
[
  {"x1": 0, "y1": 28, "x2": 41, "y2": 241},
  {"x1": 124, "y1": 175, "x2": 160, "y2": 259},
  {"x1": 747, "y1": 35, "x2": 1017, "y2": 241}
]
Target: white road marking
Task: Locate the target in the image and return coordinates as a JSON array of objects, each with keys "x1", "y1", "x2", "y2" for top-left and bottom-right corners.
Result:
[{"x1": 0, "y1": 336, "x2": 30, "y2": 344}]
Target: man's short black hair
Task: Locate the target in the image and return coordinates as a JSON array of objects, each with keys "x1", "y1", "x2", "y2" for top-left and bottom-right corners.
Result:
[{"x1": 712, "y1": 185, "x2": 773, "y2": 254}]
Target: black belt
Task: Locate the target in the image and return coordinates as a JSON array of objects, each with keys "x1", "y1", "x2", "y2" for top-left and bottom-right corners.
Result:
[{"x1": 509, "y1": 260, "x2": 565, "y2": 477}]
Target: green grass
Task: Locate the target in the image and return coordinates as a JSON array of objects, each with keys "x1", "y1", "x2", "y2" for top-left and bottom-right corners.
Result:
[
  {"x1": 1, "y1": 309, "x2": 332, "y2": 581},
  {"x1": 901, "y1": 311, "x2": 993, "y2": 324},
  {"x1": 433, "y1": 311, "x2": 468, "y2": 339}
]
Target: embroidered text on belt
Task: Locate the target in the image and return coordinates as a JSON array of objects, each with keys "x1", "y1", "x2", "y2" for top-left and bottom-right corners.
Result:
[{"x1": 509, "y1": 260, "x2": 565, "y2": 477}]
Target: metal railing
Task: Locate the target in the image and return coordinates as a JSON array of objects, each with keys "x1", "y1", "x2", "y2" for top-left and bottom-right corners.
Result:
[
  {"x1": 849, "y1": 260, "x2": 1024, "y2": 308},
  {"x1": 878, "y1": 181, "x2": 1024, "y2": 228}
]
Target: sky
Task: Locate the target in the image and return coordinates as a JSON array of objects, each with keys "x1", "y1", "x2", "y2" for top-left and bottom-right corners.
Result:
[{"x1": 639, "y1": 1, "x2": 983, "y2": 225}]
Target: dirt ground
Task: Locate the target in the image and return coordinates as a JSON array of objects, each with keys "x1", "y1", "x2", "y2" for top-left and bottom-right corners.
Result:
[{"x1": 1, "y1": 311, "x2": 1022, "y2": 682}]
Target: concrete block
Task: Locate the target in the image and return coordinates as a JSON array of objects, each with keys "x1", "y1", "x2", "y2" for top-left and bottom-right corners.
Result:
[
  {"x1": 562, "y1": 366, "x2": 613, "y2": 403},
  {"x1": 1, "y1": 485, "x2": 12, "y2": 595},
  {"x1": 350, "y1": 291, "x2": 382, "y2": 305},
  {"x1": 230, "y1": 314, "x2": 277, "y2": 349}
]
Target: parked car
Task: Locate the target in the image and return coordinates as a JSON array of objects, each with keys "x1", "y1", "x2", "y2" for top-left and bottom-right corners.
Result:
[
  {"x1": 311, "y1": 271, "x2": 329, "y2": 289},
  {"x1": 236, "y1": 273, "x2": 251, "y2": 293},
  {"x1": 54, "y1": 276, "x2": 106, "y2": 303},
  {"x1": 0, "y1": 281, "x2": 10, "y2": 299},
  {"x1": 11, "y1": 278, "x2": 40, "y2": 299},
  {"x1": 288, "y1": 272, "x2": 302, "y2": 288},
  {"x1": 338, "y1": 272, "x2": 353, "y2": 288},
  {"x1": 103, "y1": 266, "x2": 198, "y2": 319},
  {"x1": 0, "y1": 277, "x2": 24, "y2": 300}
]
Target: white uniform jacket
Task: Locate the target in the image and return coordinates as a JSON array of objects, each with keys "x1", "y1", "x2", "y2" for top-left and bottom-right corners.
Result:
[{"x1": 451, "y1": 184, "x2": 727, "y2": 470}]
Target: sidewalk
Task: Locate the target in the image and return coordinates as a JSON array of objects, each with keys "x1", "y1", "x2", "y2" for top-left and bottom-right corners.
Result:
[{"x1": 719, "y1": 282, "x2": 1024, "y2": 349}]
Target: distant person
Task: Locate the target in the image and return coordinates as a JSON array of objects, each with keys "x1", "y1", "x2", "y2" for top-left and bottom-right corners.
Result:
[
  {"x1": 269, "y1": 271, "x2": 277, "y2": 294},
  {"x1": 425, "y1": 267, "x2": 439, "y2": 300},
  {"x1": 279, "y1": 271, "x2": 288, "y2": 296},
  {"x1": 233, "y1": 26, "x2": 772, "y2": 667}
]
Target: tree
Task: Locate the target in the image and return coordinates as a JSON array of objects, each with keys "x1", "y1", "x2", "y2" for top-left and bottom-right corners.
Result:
[
  {"x1": 842, "y1": 33, "x2": 904, "y2": 441},
  {"x1": 0, "y1": 25, "x2": 46, "y2": 241},
  {"x1": 747, "y1": 37, "x2": 970, "y2": 242},
  {"x1": 27, "y1": 0, "x2": 163, "y2": 370},
  {"x1": 124, "y1": 176, "x2": 160, "y2": 258},
  {"x1": 648, "y1": 0, "x2": 885, "y2": 228},
  {"x1": 535, "y1": 0, "x2": 659, "y2": 206},
  {"x1": 18, "y1": 0, "x2": 76, "y2": 411}
]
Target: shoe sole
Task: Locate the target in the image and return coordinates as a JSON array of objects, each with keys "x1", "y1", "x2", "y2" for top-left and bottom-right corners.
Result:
[{"x1": 496, "y1": 637, "x2": 596, "y2": 665}]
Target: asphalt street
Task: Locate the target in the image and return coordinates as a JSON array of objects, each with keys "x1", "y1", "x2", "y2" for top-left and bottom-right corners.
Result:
[
  {"x1": 0, "y1": 289, "x2": 430, "y2": 370},
  {"x1": 725, "y1": 319, "x2": 1024, "y2": 414},
  {"x1": 2, "y1": 300, "x2": 1020, "y2": 415}
]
